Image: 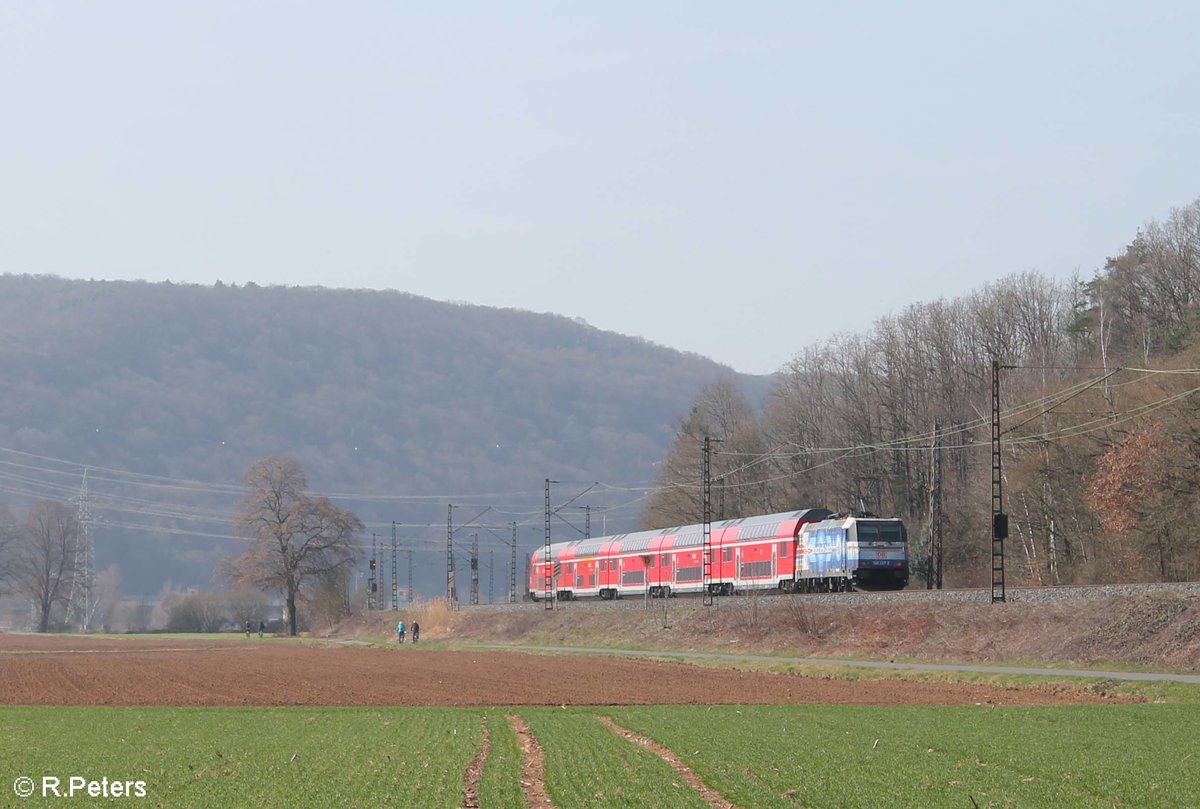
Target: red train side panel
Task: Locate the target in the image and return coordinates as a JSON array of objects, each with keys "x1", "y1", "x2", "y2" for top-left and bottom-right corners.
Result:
[{"x1": 529, "y1": 509, "x2": 832, "y2": 600}]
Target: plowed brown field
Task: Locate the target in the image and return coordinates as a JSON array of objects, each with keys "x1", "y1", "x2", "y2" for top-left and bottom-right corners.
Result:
[{"x1": 0, "y1": 633, "x2": 1118, "y2": 707}]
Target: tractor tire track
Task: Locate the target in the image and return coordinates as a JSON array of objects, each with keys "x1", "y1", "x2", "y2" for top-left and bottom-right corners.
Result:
[
  {"x1": 507, "y1": 714, "x2": 554, "y2": 808},
  {"x1": 461, "y1": 714, "x2": 489, "y2": 808},
  {"x1": 598, "y1": 715, "x2": 737, "y2": 809}
]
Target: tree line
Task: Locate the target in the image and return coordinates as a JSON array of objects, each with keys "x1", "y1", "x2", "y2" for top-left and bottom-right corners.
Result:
[
  {"x1": 644, "y1": 198, "x2": 1200, "y2": 587},
  {"x1": 0, "y1": 455, "x2": 362, "y2": 634}
]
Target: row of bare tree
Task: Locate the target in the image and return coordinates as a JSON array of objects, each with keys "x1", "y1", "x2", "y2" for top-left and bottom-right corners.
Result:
[
  {"x1": 644, "y1": 198, "x2": 1200, "y2": 586},
  {"x1": 0, "y1": 500, "x2": 88, "y2": 631},
  {"x1": 1, "y1": 456, "x2": 363, "y2": 635}
]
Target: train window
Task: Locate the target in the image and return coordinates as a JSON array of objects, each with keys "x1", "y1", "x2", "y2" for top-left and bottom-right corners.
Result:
[
  {"x1": 858, "y1": 521, "x2": 904, "y2": 544},
  {"x1": 779, "y1": 541, "x2": 788, "y2": 556},
  {"x1": 722, "y1": 548, "x2": 732, "y2": 562},
  {"x1": 661, "y1": 554, "x2": 670, "y2": 566}
]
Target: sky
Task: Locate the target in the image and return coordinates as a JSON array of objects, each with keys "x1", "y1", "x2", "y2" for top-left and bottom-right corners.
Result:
[{"x1": 2, "y1": 2, "x2": 1198, "y2": 375}]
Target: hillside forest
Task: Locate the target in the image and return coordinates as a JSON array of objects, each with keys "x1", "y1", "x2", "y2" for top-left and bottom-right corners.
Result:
[
  {"x1": 0, "y1": 275, "x2": 763, "y2": 611},
  {"x1": 646, "y1": 198, "x2": 1200, "y2": 588}
]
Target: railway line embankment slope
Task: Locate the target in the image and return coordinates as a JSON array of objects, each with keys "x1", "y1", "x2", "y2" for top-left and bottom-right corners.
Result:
[{"x1": 337, "y1": 586, "x2": 1200, "y2": 673}]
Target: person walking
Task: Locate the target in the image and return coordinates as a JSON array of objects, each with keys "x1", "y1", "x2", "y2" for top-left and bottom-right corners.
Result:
[
  {"x1": 397, "y1": 619, "x2": 405, "y2": 644},
  {"x1": 244, "y1": 620, "x2": 251, "y2": 638},
  {"x1": 411, "y1": 621, "x2": 420, "y2": 644},
  {"x1": 258, "y1": 620, "x2": 265, "y2": 638}
]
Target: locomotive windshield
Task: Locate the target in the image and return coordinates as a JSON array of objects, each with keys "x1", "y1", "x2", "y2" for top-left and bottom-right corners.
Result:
[{"x1": 855, "y1": 520, "x2": 905, "y2": 544}]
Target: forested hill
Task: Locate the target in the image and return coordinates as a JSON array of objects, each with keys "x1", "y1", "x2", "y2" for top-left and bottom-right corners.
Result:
[{"x1": 0, "y1": 275, "x2": 767, "y2": 591}]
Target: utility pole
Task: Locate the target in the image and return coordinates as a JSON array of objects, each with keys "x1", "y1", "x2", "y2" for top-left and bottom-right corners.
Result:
[
  {"x1": 544, "y1": 478, "x2": 557, "y2": 609},
  {"x1": 991, "y1": 359, "x2": 1008, "y2": 603},
  {"x1": 369, "y1": 533, "x2": 378, "y2": 610},
  {"x1": 390, "y1": 521, "x2": 399, "y2": 610},
  {"x1": 927, "y1": 421, "x2": 943, "y2": 590},
  {"x1": 407, "y1": 548, "x2": 414, "y2": 604},
  {"x1": 67, "y1": 468, "x2": 96, "y2": 630},
  {"x1": 585, "y1": 505, "x2": 591, "y2": 539},
  {"x1": 447, "y1": 505, "x2": 457, "y2": 606},
  {"x1": 488, "y1": 548, "x2": 494, "y2": 604},
  {"x1": 702, "y1": 437, "x2": 716, "y2": 606},
  {"x1": 509, "y1": 522, "x2": 518, "y2": 603},
  {"x1": 470, "y1": 533, "x2": 480, "y2": 605}
]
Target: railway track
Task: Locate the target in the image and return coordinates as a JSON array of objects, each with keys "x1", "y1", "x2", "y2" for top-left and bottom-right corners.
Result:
[{"x1": 462, "y1": 580, "x2": 1200, "y2": 613}]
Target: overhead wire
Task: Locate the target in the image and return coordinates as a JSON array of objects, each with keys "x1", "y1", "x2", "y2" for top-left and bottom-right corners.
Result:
[
  {"x1": 4, "y1": 366, "x2": 1199, "y2": 547},
  {"x1": 649, "y1": 368, "x2": 1200, "y2": 493}
]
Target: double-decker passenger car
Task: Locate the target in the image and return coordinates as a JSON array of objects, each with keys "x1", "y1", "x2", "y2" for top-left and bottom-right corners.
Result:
[
  {"x1": 529, "y1": 509, "x2": 833, "y2": 600},
  {"x1": 528, "y1": 509, "x2": 909, "y2": 600}
]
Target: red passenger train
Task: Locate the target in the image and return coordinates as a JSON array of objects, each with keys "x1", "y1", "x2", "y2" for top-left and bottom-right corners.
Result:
[{"x1": 527, "y1": 508, "x2": 908, "y2": 601}]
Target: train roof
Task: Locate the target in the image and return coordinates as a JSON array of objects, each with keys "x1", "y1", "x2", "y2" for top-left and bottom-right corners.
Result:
[{"x1": 532, "y1": 508, "x2": 832, "y2": 562}]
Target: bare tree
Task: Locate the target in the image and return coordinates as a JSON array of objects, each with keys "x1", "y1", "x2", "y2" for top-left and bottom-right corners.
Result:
[
  {"x1": 229, "y1": 456, "x2": 362, "y2": 636},
  {"x1": 223, "y1": 585, "x2": 270, "y2": 631},
  {"x1": 165, "y1": 591, "x2": 229, "y2": 633},
  {"x1": 14, "y1": 501, "x2": 81, "y2": 632},
  {"x1": 0, "y1": 503, "x2": 18, "y2": 593},
  {"x1": 307, "y1": 567, "x2": 353, "y2": 630},
  {"x1": 641, "y1": 378, "x2": 773, "y2": 529},
  {"x1": 91, "y1": 565, "x2": 123, "y2": 632}
]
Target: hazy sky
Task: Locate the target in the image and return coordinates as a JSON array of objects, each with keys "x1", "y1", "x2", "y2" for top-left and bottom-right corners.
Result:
[{"x1": 3, "y1": 3, "x2": 1198, "y2": 374}]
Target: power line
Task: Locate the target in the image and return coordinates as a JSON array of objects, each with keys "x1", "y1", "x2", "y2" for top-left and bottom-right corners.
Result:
[{"x1": 4, "y1": 366, "x2": 1198, "y2": 553}]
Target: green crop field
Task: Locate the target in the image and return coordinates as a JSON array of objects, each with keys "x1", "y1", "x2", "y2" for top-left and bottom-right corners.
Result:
[
  {"x1": 0, "y1": 707, "x2": 480, "y2": 808},
  {"x1": 2, "y1": 704, "x2": 1198, "y2": 807},
  {"x1": 520, "y1": 707, "x2": 710, "y2": 809},
  {"x1": 603, "y1": 704, "x2": 1200, "y2": 808},
  {"x1": 478, "y1": 711, "x2": 524, "y2": 809}
]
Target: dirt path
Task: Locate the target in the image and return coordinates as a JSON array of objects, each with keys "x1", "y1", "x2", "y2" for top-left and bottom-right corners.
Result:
[
  {"x1": 0, "y1": 634, "x2": 1128, "y2": 707},
  {"x1": 598, "y1": 715, "x2": 736, "y2": 809}
]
